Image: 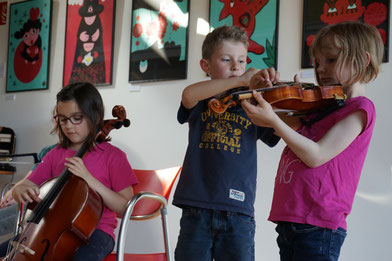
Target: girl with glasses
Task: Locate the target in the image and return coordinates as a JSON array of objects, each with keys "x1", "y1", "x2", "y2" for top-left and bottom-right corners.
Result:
[{"x1": 1, "y1": 82, "x2": 138, "y2": 260}]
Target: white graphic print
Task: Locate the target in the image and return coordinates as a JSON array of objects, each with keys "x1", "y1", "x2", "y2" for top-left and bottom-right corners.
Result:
[{"x1": 277, "y1": 154, "x2": 301, "y2": 184}]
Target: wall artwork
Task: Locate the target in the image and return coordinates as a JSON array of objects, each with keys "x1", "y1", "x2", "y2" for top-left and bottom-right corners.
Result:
[
  {"x1": 6, "y1": 0, "x2": 52, "y2": 92},
  {"x1": 0, "y1": 1, "x2": 7, "y2": 26},
  {"x1": 129, "y1": 0, "x2": 189, "y2": 83},
  {"x1": 63, "y1": 0, "x2": 116, "y2": 87},
  {"x1": 302, "y1": 0, "x2": 390, "y2": 68},
  {"x1": 209, "y1": 0, "x2": 279, "y2": 70}
]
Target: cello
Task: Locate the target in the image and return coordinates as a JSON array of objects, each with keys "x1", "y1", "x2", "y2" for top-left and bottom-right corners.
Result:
[{"x1": 3, "y1": 105, "x2": 130, "y2": 261}]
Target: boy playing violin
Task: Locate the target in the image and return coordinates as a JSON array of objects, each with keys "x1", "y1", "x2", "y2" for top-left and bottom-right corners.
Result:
[{"x1": 173, "y1": 25, "x2": 280, "y2": 261}]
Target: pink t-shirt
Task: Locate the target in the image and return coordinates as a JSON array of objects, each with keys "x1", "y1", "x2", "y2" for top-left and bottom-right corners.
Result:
[
  {"x1": 28, "y1": 142, "x2": 138, "y2": 239},
  {"x1": 268, "y1": 96, "x2": 375, "y2": 230}
]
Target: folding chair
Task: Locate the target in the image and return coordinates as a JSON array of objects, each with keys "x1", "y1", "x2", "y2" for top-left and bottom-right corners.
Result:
[{"x1": 104, "y1": 166, "x2": 181, "y2": 261}]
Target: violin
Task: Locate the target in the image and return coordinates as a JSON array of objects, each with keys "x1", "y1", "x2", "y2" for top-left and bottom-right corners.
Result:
[
  {"x1": 4, "y1": 105, "x2": 130, "y2": 261},
  {"x1": 208, "y1": 82, "x2": 347, "y2": 115}
]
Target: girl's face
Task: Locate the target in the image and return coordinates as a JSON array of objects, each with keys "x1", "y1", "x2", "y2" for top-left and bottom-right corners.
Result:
[
  {"x1": 202, "y1": 40, "x2": 247, "y2": 80},
  {"x1": 314, "y1": 46, "x2": 350, "y2": 87},
  {"x1": 23, "y1": 28, "x2": 40, "y2": 46},
  {"x1": 56, "y1": 100, "x2": 90, "y2": 150}
]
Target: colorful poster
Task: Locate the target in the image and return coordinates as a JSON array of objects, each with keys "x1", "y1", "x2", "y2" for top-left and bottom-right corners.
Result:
[
  {"x1": 209, "y1": 0, "x2": 279, "y2": 70},
  {"x1": 302, "y1": 0, "x2": 390, "y2": 68},
  {"x1": 0, "y1": 1, "x2": 7, "y2": 26},
  {"x1": 129, "y1": 0, "x2": 189, "y2": 83},
  {"x1": 63, "y1": 0, "x2": 116, "y2": 86},
  {"x1": 6, "y1": 0, "x2": 52, "y2": 92}
]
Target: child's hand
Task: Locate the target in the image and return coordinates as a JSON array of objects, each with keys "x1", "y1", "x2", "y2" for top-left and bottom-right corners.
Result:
[
  {"x1": 241, "y1": 91, "x2": 279, "y2": 128},
  {"x1": 0, "y1": 189, "x2": 16, "y2": 207},
  {"x1": 249, "y1": 67, "x2": 280, "y2": 90},
  {"x1": 65, "y1": 157, "x2": 93, "y2": 182},
  {"x1": 12, "y1": 182, "x2": 40, "y2": 204},
  {"x1": 239, "y1": 67, "x2": 260, "y2": 86}
]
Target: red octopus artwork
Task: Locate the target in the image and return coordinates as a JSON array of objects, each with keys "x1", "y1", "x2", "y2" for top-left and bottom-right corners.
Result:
[
  {"x1": 217, "y1": 0, "x2": 270, "y2": 63},
  {"x1": 302, "y1": 0, "x2": 389, "y2": 68}
]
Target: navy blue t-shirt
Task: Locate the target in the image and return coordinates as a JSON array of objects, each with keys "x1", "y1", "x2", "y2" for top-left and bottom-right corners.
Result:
[{"x1": 173, "y1": 99, "x2": 280, "y2": 216}]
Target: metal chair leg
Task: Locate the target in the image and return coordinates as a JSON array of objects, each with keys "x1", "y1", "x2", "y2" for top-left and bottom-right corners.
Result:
[{"x1": 161, "y1": 207, "x2": 172, "y2": 261}]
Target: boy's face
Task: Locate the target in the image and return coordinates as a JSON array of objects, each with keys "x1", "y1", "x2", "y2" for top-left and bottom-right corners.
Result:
[{"x1": 201, "y1": 40, "x2": 247, "y2": 80}]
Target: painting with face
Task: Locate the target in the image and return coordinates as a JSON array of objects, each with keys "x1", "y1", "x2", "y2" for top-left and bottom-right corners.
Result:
[
  {"x1": 6, "y1": 0, "x2": 52, "y2": 92},
  {"x1": 302, "y1": 0, "x2": 390, "y2": 68},
  {"x1": 63, "y1": 0, "x2": 115, "y2": 86}
]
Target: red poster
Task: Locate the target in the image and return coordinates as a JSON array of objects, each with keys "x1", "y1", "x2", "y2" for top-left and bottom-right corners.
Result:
[
  {"x1": 63, "y1": 0, "x2": 115, "y2": 86},
  {"x1": 0, "y1": 1, "x2": 7, "y2": 26}
]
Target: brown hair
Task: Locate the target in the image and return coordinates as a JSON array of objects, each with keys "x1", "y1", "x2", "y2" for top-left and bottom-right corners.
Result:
[
  {"x1": 310, "y1": 21, "x2": 384, "y2": 86},
  {"x1": 202, "y1": 25, "x2": 249, "y2": 60},
  {"x1": 55, "y1": 82, "x2": 104, "y2": 148}
]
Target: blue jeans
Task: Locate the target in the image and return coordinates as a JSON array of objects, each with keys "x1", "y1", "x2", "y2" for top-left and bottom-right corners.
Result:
[
  {"x1": 175, "y1": 207, "x2": 255, "y2": 261},
  {"x1": 0, "y1": 204, "x2": 18, "y2": 237},
  {"x1": 276, "y1": 222, "x2": 347, "y2": 261},
  {"x1": 73, "y1": 229, "x2": 114, "y2": 261}
]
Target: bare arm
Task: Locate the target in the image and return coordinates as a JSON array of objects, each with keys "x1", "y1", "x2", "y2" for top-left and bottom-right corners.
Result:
[
  {"x1": 182, "y1": 67, "x2": 259, "y2": 109},
  {"x1": 65, "y1": 157, "x2": 134, "y2": 216},
  {"x1": 242, "y1": 91, "x2": 366, "y2": 168},
  {"x1": 0, "y1": 171, "x2": 33, "y2": 207},
  {"x1": 85, "y1": 175, "x2": 133, "y2": 217}
]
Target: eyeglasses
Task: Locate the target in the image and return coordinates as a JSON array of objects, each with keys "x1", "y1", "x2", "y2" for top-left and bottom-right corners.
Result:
[{"x1": 55, "y1": 114, "x2": 84, "y2": 125}]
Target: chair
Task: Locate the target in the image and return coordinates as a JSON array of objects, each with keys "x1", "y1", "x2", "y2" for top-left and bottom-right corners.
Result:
[{"x1": 104, "y1": 166, "x2": 182, "y2": 261}]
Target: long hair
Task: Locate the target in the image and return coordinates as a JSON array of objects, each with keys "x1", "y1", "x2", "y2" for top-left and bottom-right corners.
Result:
[{"x1": 55, "y1": 82, "x2": 104, "y2": 148}]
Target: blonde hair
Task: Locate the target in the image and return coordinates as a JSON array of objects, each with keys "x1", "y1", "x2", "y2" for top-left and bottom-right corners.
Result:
[
  {"x1": 202, "y1": 25, "x2": 249, "y2": 60},
  {"x1": 310, "y1": 21, "x2": 384, "y2": 86}
]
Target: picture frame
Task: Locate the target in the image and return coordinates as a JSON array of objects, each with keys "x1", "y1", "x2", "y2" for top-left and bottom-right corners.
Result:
[
  {"x1": 0, "y1": 1, "x2": 7, "y2": 26},
  {"x1": 302, "y1": 0, "x2": 390, "y2": 68},
  {"x1": 6, "y1": 0, "x2": 52, "y2": 93},
  {"x1": 209, "y1": 0, "x2": 279, "y2": 70},
  {"x1": 63, "y1": 0, "x2": 116, "y2": 87},
  {"x1": 129, "y1": 0, "x2": 190, "y2": 83}
]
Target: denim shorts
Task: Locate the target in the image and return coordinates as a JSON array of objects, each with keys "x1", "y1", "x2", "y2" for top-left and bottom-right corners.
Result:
[
  {"x1": 275, "y1": 222, "x2": 347, "y2": 261},
  {"x1": 175, "y1": 206, "x2": 255, "y2": 261}
]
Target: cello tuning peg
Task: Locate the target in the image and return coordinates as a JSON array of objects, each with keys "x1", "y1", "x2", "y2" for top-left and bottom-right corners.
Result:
[{"x1": 122, "y1": 119, "x2": 131, "y2": 128}]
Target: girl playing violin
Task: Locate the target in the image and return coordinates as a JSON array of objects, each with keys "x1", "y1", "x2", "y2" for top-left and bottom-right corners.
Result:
[
  {"x1": 1, "y1": 82, "x2": 138, "y2": 260},
  {"x1": 242, "y1": 21, "x2": 383, "y2": 260}
]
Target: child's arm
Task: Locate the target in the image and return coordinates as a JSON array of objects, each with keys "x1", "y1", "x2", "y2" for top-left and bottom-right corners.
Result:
[
  {"x1": 182, "y1": 67, "x2": 259, "y2": 109},
  {"x1": 0, "y1": 171, "x2": 32, "y2": 207},
  {"x1": 65, "y1": 157, "x2": 133, "y2": 216},
  {"x1": 242, "y1": 91, "x2": 366, "y2": 168},
  {"x1": 11, "y1": 179, "x2": 41, "y2": 204}
]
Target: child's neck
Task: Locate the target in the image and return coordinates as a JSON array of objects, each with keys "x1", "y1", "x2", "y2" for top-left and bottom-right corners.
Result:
[
  {"x1": 344, "y1": 82, "x2": 365, "y2": 99},
  {"x1": 70, "y1": 143, "x2": 82, "y2": 151}
]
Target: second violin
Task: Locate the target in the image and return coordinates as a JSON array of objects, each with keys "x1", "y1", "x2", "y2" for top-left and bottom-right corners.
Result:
[{"x1": 209, "y1": 82, "x2": 347, "y2": 114}]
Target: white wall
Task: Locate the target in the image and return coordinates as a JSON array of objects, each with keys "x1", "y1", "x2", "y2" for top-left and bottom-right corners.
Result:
[{"x1": 1, "y1": 0, "x2": 391, "y2": 260}]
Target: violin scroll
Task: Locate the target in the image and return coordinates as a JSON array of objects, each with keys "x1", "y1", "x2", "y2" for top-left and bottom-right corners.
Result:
[{"x1": 208, "y1": 96, "x2": 237, "y2": 114}]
